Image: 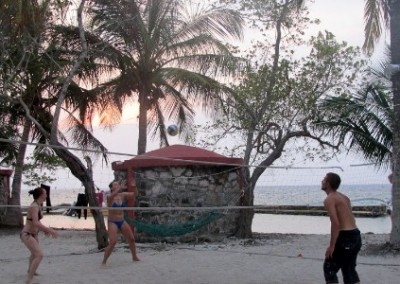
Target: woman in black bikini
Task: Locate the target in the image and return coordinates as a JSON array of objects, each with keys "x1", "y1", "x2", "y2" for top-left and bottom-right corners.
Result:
[
  {"x1": 21, "y1": 186, "x2": 58, "y2": 284},
  {"x1": 101, "y1": 180, "x2": 139, "y2": 266}
]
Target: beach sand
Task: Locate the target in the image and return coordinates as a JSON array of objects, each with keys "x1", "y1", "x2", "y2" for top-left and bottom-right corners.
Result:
[{"x1": 0, "y1": 229, "x2": 399, "y2": 284}]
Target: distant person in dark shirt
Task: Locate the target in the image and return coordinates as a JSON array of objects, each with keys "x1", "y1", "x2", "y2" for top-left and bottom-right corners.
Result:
[
  {"x1": 41, "y1": 184, "x2": 51, "y2": 213},
  {"x1": 75, "y1": 193, "x2": 88, "y2": 219}
]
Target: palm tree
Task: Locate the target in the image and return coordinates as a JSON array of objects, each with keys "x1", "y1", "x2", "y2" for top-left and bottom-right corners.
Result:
[
  {"x1": 385, "y1": 0, "x2": 400, "y2": 249},
  {"x1": 352, "y1": 0, "x2": 400, "y2": 247},
  {"x1": 87, "y1": 0, "x2": 244, "y2": 154},
  {"x1": 296, "y1": 0, "x2": 400, "y2": 248},
  {"x1": 0, "y1": 0, "x2": 57, "y2": 228},
  {"x1": 0, "y1": 0, "x2": 111, "y2": 248}
]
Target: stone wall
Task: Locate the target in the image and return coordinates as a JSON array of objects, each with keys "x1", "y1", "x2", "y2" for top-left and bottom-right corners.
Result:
[
  {"x1": 0, "y1": 169, "x2": 13, "y2": 222},
  {"x1": 114, "y1": 165, "x2": 242, "y2": 242},
  {"x1": 0, "y1": 175, "x2": 9, "y2": 219}
]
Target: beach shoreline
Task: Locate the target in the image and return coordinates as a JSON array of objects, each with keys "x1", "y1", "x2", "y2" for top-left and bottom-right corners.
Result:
[{"x1": 1, "y1": 228, "x2": 399, "y2": 284}]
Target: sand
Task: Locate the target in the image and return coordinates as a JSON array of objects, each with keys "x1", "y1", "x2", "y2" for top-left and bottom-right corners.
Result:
[{"x1": 0, "y1": 229, "x2": 399, "y2": 284}]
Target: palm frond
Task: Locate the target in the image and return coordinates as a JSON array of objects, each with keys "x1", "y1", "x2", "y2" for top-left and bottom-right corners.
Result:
[
  {"x1": 363, "y1": 0, "x2": 389, "y2": 54},
  {"x1": 316, "y1": 83, "x2": 392, "y2": 168}
]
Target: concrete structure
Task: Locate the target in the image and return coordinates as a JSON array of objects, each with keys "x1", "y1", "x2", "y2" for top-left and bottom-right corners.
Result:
[{"x1": 112, "y1": 145, "x2": 244, "y2": 242}]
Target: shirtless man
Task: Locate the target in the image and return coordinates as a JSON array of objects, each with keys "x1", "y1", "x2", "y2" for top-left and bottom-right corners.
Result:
[{"x1": 321, "y1": 172, "x2": 361, "y2": 284}]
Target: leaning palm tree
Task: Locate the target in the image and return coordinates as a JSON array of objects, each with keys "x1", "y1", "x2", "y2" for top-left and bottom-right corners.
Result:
[{"x1": 87, "y1": 0, "x2": 244, "y2": 154}]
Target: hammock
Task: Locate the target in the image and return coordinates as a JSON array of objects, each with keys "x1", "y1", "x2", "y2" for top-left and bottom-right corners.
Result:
[{"x1": 124, "y1": 211, "x2": 225, "y2": 237}]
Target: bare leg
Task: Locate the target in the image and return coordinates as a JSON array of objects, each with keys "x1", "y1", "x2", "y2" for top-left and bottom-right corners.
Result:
[
  {"x1": 101, "y1": 222, "x2": 118, "y2": 267},
  {"x1": 21, "y1": 235, "x2": 43, "y2": 284},
  {"x1": 120, "y1": 222, "x2": 140, "y2": 262},
  {"x1": 27, "y1": 254, "x2": 39, "y2": 275},
  {"x1": 28, "y1": 254, "x2": 34, "y2": 273}
]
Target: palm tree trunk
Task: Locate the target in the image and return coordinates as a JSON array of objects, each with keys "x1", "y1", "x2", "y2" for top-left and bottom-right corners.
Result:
[
  {"x1": 137, "y1": 93, "x2": 148, "y2": 155},
  {"x1": 0, "y1": 119, "x2": 30, "y2": 228},
  {"x1": 390, "y1": 0, "x2": 400, "y2": 248}
]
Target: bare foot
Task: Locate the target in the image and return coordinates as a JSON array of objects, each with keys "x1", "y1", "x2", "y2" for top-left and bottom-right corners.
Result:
[
  {"x1": 27, "y1": 271, "x2": 39, "y2": 276},
  {"x1": 101, "y1": 262, "x2": 107, "y2": 269},
  {"x1": 133, "y1": 256, "x2": 140, "y2": 261}
]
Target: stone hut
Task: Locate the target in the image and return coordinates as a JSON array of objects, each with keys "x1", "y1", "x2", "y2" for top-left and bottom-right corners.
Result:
[{"x1": 111, "y1": 145, "x2": 244, "y2": 242}]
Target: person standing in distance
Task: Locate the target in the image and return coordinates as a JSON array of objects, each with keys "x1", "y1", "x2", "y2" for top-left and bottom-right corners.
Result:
[
  {"x1": 21, "y1": 186, "x2": 58, "y2": 284},
  {"x1": 321, "y1": 172, "x2": 362, "y2": 284}
]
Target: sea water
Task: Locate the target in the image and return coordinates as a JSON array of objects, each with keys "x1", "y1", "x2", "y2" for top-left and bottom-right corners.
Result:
[
  {"x1": 20, "y1": 184, "x2": 392, "y2": 207},
  {"x1": 20, "y1": 184, "x2": 393, "y2": 234},
  {"x1": 21, "y1": 187, "x2": 84, "y2": 207},
  {"x1": 253, "y1": 184, "x2": 392, "y2": 234},
  {"x1": 254, "y1": 184, "x2": 392, "y2": 206}
]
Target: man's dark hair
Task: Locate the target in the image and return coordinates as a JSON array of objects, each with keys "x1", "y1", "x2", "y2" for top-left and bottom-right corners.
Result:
[{"x1": 326, "y1": 172, "x2": 341, "y2": 190}]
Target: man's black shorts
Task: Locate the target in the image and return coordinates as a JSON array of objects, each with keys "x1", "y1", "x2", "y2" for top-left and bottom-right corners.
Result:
[{"x1": 323, "y1": 228, "x2": 362, "y2": 284}]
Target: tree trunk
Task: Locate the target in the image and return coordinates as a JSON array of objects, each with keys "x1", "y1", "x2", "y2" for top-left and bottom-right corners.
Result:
[
  {"x1": 236, "y1": 169, "x2": 254, "y2": 238},
  {"x1": 51, "y1": 144, "x2": 108, "y2": 249},
  {"x1": 0, "y1": 119, "x2": 30, "y2": 228},
  {"x1": 137, "y1": 92, "x2": 148, "y2": 155},
  {"x1": 390, "y1": 0, "x2": 400, "y2": 248},
  {"x1": 84, "y1": 157, "x2": 108, "y2": 249}
]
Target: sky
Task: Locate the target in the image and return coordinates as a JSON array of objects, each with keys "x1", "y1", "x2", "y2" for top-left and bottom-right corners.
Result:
[
  {"x1": 15, "y1": 0, "x2": 392, "y2": 191},
  {"x1": 96, "y1": 0, "x2": 376, "y2": 150},
  {"x1": 89, "y1": 0, "x2": 391, "y2": 188},
  {"x1": 308, "y1": 0, "x2": 365, "y2": 46}
]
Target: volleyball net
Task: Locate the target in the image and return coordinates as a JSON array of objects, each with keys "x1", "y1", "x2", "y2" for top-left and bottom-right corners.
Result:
[
  {"x1": 0, "y1": 137, "x2": 392, "y2": 210},
  {"x1": 0, "y1": 138, "x2": 392, "y2": 239}
]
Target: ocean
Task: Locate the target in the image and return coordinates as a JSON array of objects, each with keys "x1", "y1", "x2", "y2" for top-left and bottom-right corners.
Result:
[
  {"x1": 254, "y1": 184, "x2": 392, "y2": 206},
  {"x1": 20, "y1": 184, "x2": 393, "y2": 234},
  {"x1": 21, "y1": 184, "x2": 392, "y2": 207}
]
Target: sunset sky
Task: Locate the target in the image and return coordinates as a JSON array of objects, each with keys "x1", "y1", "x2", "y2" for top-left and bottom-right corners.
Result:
[{"x1": 64, "y1": 0, "x2": 392, "y2": 189}]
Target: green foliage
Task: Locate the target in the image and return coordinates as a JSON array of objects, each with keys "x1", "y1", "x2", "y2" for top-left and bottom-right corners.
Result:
[
  {"x1": 193, "y1": 0, "x2": 367, "y2": 175},
  {"x1": 363, "y1": 0, "x2": 390, "y2": 55},
  {"x1": 316, "y1": 83, "x2": 393, "y2": 169},
  {"x1": 85, "y1": 0, "x2": 245, "y2": 153},
  {"x1": 22, "y1": 153, "x2": 67, "y2": 187},
  {"x1": 0, "y1": 0, "x2": 109, "y2": 158}
]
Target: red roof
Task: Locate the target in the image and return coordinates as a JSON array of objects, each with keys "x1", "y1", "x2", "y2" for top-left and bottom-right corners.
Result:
[
  {"x1": 112, "y1": 144, "x2": 243, "y2": 170},
  {"x1": 0, "y1": 169, "x2": 13, "y2": 176}
]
